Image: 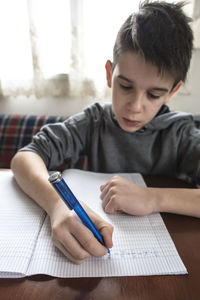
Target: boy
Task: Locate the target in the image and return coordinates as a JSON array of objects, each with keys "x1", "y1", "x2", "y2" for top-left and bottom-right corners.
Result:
[{"x1": 11, "y1": 1, "x2": 200, "y2": 265}]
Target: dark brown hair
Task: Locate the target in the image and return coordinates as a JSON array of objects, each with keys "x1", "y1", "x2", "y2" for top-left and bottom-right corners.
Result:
[{"x1": 113, "y1": 1, "x2": 193, "y2": 85}]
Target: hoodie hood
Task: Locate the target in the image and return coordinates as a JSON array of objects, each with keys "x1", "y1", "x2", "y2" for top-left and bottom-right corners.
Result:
[{"x1": 141, "y1": 105, "x2": 193, "y2": 131}]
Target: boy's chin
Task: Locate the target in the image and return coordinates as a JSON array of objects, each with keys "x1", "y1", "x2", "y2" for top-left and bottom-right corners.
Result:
[{"x1": 119, "y1": 123, "x2": 141, "y2": 133}]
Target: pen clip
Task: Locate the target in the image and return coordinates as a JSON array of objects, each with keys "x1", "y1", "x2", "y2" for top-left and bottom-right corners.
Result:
[
  {"x1": 49, "y1": 172, "x2": 78, "y2": 210},
  {"x1": 54, "y1": 179, "x2": 77, "y2": 209}
]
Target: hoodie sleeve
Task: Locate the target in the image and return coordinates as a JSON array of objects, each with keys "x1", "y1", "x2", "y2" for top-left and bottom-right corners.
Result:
[
  {"x1": 19, "y1": 103, "x2": 107, "y2": 170},
  {"x1": 19, "y1": 110, "x2": 91, "y2": 170},
  {"x1": 176, "y1": 119, "x2": 200, "y2": 183}
]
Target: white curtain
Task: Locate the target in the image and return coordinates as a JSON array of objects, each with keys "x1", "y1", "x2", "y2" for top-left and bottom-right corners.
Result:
[
  {"x1": 192, "y1": 0, "x2": 200, "y2": 48},
  {"x1": 0, "y1": 0, "x2": 196, "y2": 100}
]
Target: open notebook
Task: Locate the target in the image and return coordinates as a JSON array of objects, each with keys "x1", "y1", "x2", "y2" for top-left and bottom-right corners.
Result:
[{"x1": 0, "y1": 169, "x2": 187, "y2": 278}]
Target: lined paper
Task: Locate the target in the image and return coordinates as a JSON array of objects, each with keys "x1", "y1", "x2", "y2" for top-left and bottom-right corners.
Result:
[
  {"x1": 0, "y1": 171, "x2": 46, "y2": 278},
  {"x1": 0, "y1": 170, "x2": 187, "y2": 278}
]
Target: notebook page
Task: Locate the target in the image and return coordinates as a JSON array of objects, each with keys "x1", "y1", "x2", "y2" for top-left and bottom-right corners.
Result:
[
  {"x1": 0, "y1": 171, "x2": 46, "y2": 278},
  {"x1": 27, "y1": 169, "x2": 187, "y2": 277}
]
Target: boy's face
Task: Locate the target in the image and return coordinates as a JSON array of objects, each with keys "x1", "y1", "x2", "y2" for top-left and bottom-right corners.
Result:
[{"x1": 106, "y1": 51, "x2": 180, "y2": 133}]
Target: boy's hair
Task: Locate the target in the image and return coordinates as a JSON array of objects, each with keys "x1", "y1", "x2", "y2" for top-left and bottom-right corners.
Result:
[{"x1": 113, "y1": 1, "x2": 193, "y2": 86}]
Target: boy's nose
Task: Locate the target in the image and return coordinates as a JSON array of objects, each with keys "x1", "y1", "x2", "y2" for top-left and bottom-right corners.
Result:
[{"x1": 128, "y1": 94, "x2": 143, "y2": 113}]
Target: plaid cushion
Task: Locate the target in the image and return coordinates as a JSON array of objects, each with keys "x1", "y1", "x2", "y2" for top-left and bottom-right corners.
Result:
[{"x1": 0, "y1": 114, "x2": 67, "y2": 168}]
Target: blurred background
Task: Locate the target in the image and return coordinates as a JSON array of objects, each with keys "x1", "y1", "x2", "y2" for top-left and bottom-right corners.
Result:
[{"x1": 0, "y1": 0, "x2": 199, "y2": 116}]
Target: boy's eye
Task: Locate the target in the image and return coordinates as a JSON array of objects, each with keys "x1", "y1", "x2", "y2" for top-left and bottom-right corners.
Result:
[
  {"x1": 119, "y1": 84, "x2": 132, "y2": 90},
  {"x1": 148, "y1": 93, "x2": 160, "y2": 99}
]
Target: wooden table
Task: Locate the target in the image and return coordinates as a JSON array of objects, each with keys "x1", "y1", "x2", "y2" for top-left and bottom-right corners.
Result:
[{"x1": 0, "y1": 175, "x2": 200, "y2": 300}]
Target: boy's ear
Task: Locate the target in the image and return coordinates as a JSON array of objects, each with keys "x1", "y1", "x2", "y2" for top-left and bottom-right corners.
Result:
[
  {"x1": 105, "y1": 60, "x2": 112, "y2": 88},
  {"x1": 164, "y1": 81, "x2": 182, "y2": 104},
  {"x1": 171, "y1": 81, "x2": 182, "y2": 95}
]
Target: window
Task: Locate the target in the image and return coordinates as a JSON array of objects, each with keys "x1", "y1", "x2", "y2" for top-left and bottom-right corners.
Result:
[{"x1": 0, "y1": 0, "x2": 196, "y2": 100}]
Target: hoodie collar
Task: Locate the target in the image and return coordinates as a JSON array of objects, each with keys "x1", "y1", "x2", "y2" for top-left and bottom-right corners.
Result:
[{"x1": 142, "y1": 105, "x2": 192, "y2": 131}]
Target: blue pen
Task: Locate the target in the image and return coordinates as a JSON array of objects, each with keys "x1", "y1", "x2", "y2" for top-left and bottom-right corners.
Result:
[{"x1": 48, "y1": 172, "x2": 110, "y2": 254}]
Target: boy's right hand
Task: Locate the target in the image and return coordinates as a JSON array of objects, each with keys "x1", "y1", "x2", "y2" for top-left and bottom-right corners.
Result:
[
  {"x1": 49, "y1": 200, "x2": 114, "y2": 264},
  {"x1": 11, "y1": 151, "x2": 113, "y2": 264}
]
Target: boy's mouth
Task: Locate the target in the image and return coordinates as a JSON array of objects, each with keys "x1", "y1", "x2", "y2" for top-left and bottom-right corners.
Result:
[{"x1": 123, "y1": 118, "x2": 141, "y2": 127}]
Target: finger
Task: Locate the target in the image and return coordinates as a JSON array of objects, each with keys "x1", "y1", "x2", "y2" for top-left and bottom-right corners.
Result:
[
  {"x1": 52, "y1": 227, "x2": 90, "y2": 263},
  {"x1": 100, "y1": 182, "x2": 106, "y2": 192},
  {"x1": 71, "y1": 220, "x2": 108, "y2": 257},
  {"x1": 53, "y1": 238, "x2": 90, "y2": 264},
  {"x1": 78, "y1": 203, "x2": 114, "y2": 252},
  {"x1": 100, "y1": 182, "x2": 110, "y2": 199},
  {"x1": 101, "y1": 185, "x2": 118, "y2": 210},
  {"x1": 104, "y1": 195, "x2": 122, "y2": 214},
  {"x1": 100, "y1": 182, "x2": 113, "y2": 208},
  {"x1": 101, "y1": 191, "x2": 111, "y2": 210},
  {"x1": 100, "y1": 224, "x2": 114, "y2": 248},
  {"x1": 88, "y1": 211, "x2": 114, "y2": 249},
  {"x1": 100, "y1": 176, "x2": 119, "y2": 199}
]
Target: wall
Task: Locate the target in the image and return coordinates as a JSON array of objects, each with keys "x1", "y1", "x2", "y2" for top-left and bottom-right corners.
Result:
[
  {"x1": 169, "y1": 48, "x2": 200, "y2": 114},
  {"x1": 0, "y1": 49, "x2": 200, "y2": 117},
  {"x1": 0, "y1": 95, "x2": 101, "y2": 117}
]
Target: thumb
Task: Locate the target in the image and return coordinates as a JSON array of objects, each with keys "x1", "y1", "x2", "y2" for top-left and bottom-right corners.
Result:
[{"x1": 100, "y1": 223, "x2": 114, "y2": 249}]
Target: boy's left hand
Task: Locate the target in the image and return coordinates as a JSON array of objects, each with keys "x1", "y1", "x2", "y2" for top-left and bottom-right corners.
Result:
[{"x1": 100, "y1": 176, "x2": 155, "y2": 216}]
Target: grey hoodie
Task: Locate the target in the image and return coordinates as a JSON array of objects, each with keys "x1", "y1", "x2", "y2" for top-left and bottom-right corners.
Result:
[{"x1": 20, "y1": 102, "x2": 200, "y2": 181}]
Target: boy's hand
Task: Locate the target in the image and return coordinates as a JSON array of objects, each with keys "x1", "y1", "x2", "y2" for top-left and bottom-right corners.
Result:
[
  {"x1": 100, "y1": 176, "x2": 156, "y2": 216},
  {"x1": 49, "y1": 201, "x2": 113, "y2": 264}
]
